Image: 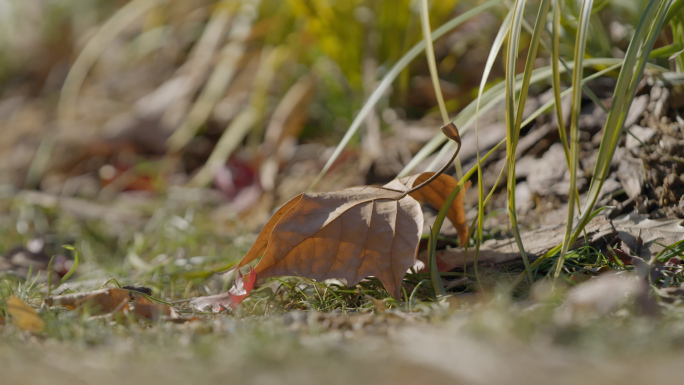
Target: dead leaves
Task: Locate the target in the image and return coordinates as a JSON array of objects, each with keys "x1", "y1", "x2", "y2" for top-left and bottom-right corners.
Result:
[
  {"x1": 385, "y1": 172, "x2": 469, "y2": 245},
  {"x1": 0, "y1": 288, "x2": 183, "y2": 334},
  {"x1": 191, "y1": 170, "x2": 469, "y2": 309},
  {"x1": 236, "y1": 186, "x2": 424, "y2": 299},
  {"x1": 44, "y1": 288, "x2": 178, "y2": 321}
]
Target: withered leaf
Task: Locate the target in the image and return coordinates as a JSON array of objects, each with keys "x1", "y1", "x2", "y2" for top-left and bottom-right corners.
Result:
[
  {"x1": 614, "y1": 213, "x2": 684, "y2": 256},
  {"x1": 384, "y1": 172, "x2": 469, "y2": 245},
  {"x1": 45, "y1": 288, "x2": 178, "y2": 321},
  {"x1": 45, "y1": 288, "x2": 129, "y2": 313},
  {"x1": 6, "y1": 296, "x2": 45, "y2": 333},
  {"x1": 190, "y1": 267, "x2": 256, "y2": 312},
  {"x1": 237, "y1": 186, "x2": 424, "y2": 298},
  {"x1": 130, "y1": 294, "x2": 178, "y2": 321}
]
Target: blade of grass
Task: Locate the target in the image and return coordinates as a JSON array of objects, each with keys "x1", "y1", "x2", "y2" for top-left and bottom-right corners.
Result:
[
  {"x1": 504, "y1": 0, "x2": 552, "y2": 285},
  {"x1": 511, "y1": 207, "x2": 608, "y2": 288},
  {"x1": 570, "y1": 0, "x2": 674, "y2": 250},
  {"x1": 551, "y1": 0, "x2": 570, "y2": 167},
  {"x1": 472, "y1": 6, "x2": 514, "y2": 290},
  {"x1": 665, "y1": 0, "x2": 684, "y2": 25},
  {"x1": 427, "y1": 228, "x2": 446, "y2": 298},
  {"x1": 307, "y1": 0, "x2": 503, "y2": 191},
  {"x1": 59, "y1": 245, "x2": 80, "y2": 287},
  {"x1": 419, "y1": 0, "x2": 453, "y2": 297},
  {"x1": 555, "y1": 0, "x2": 595, "y2": 279},
  {"x1": 46, "y1": 256, "x2": 55, "y2": 297},
  {"x1": 655, "y1": 239, "x2": 684, "y2": 262},
  {"x1": 464, "y1": 62, "x2": 619, "y2": 260},
  {"x1": 398, "y1": 57, "x2": 641, "y2": 177},
  {"x1": 425, "y1": 138, "x2": 507, "y2": 285},
  {"x1": 543, "y1": 0, "x2": 588, "y2": 219},
  {"x1": 419, "y1": 0, "x2": 450, "y2": 126}
]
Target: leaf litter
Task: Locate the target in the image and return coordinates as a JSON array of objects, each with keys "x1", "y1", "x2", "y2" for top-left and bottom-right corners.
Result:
[
  {"x1": 6, "y1": 296, "x2": 45, "y2": 333},
  {"x1": 44, "y1": 287, "x2": 180, "y2": 322},
  {"x1": 190, "y1": 124, "x2": 466, "y2": 309}
]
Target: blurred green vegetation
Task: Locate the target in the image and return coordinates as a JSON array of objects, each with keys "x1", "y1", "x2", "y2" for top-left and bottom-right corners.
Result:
[{"x1": 0, "y1": 0, "x2": 676, "y2": 149}]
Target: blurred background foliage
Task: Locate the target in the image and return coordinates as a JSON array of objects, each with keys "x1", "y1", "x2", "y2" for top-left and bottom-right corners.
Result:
[{"x1": 0, "y1": 0, "x2": 677, "y2": 199}]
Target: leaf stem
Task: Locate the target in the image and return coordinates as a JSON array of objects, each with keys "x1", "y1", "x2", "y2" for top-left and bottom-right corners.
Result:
[
  {"x1": 382, "y1": 122, "x2": 462, "y2": 196},
  {"x1": 405, "y1": 123, "x2": 461, "y2": 194}
]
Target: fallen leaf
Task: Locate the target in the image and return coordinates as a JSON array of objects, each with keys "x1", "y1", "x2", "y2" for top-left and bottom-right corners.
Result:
[
  {"x1": 6, "y1": 296, "x2": 45, "y2": 333},
  {"x1": 130, "y1": 294, "x2": 178, "y2": 321},
  {"x1": 384, "y1": 172, "x2": 469, "y2": 245},
  {"x1": 236, "y1": 186, "x2": 424, "y2": 298},
  {"x1": 190, "y1": 267, "x2": 256, "y2": 312},
  {"x1": 45, "y1": 288, "x2": 130, "y2": 313},
  {"x1": 614, "y1": 213, "x2": 684, "y2": 256},
  {"x1": 45, "y1": 288, "x2": 178, "y2": 321}
]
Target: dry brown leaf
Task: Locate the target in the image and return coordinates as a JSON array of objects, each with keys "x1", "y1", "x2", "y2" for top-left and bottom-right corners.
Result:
[
  {"x1": 45, "y1": 288, "x2": 130, "y2": 314},
  {"x1": 45, "y1": 288, "x2": 178, "y2": 321},
  {"x1": 131, "y1": 294, "x2": 178, "y2": 321},
  {"x1": 236, "y1": 197, "x2": 303, "y2": 268},
  {"x1": 614, "y1": 213, "x2": 684, "y2": 256},
  {"x1": 237, "y1": 186, "x2": 423, "y2": 298},
  {"x1": 6, "y1": 296, "x2": 45, "y2": 333},
  {"x1": 384, "y1": 172, "x2": 469, "y2": 245}
]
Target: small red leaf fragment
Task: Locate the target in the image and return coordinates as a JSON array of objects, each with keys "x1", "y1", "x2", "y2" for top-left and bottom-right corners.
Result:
[
  {"x1": 189, "y1": 267, "x2": 257, "y2": 312},
  {"x1": 228, "y1": 267, "x2": 256, "y2": 307}
]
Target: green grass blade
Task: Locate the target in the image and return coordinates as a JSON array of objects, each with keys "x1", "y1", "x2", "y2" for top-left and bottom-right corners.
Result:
[
  {"x1": 665, "y1": 0, "x2": 684, "y2": 25},
  {"x1": 46, "y1": 255, "x2": 55, "y2": 297},
  {"x1": 59, "y1": 245, "x2": 80, "y2": 287},
  {"x1": 465, "y1": 62, "x2": 618, "y2": 270},
  {"x1": 571, "y1": 0, "x2": 674, "y2": 248},
  {"x1": 504, "y1": 0, "x2": 551, "y2": 285},
  {"x1": 556, "y1": 0, "x2": 595, "y2": 279},
  {"x1": 551, "y1": 0, "x2": 570, "y2": 165},
  {"x1": 511, "y1": 207, "x2": 608, "y2": 288},
  {"x1": 472, "y1": 6, "x2": 514, "y2": 289},
  {"x1": 427, "y1": 230, "x2": 446, "y2": 298},
  {"x1": 419, "y1": 0, "x2": 450, "y2": 126},
  {"x1": 419, "y1": 0, "x2": 451, "y2": 299},
  {"x1": 399, "y1": 57, "x2": 631, "y2": 177},
  {"x1": 425, "y1": 139, "x2": 507, "y2": 287},
  {"x1": 308, "y1": 0, "x2": 503, "y2": 191}
]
